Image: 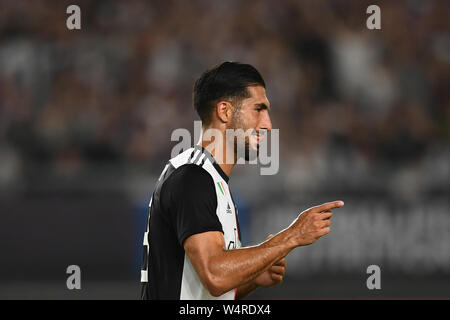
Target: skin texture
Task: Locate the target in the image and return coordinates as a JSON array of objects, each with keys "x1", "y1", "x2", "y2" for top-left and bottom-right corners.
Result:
[
  {"x1": 202, "y1": 85, "x2": 272, "y2": 176},
  {"x1": 184, "y1": 85, "x2": 344, "y2": 298}
]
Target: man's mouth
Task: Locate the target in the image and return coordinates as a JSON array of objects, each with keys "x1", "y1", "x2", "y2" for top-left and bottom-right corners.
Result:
[{"x1": 251, "y1": 131, "x2": 265, "y2": 144}]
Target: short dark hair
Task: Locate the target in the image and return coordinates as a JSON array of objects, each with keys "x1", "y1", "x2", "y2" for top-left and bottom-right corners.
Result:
[{"x1": 193, "y1": 62, "x2": 266, "y2": 124}]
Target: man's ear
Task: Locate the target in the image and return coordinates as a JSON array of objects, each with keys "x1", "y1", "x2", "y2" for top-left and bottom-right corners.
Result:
[{"x1": 216, "y1": 101, "x2": 233, "y2": 123}]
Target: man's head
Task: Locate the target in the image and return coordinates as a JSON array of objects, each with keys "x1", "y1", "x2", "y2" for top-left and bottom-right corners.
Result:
[{"x1": 193, "y1": 62, "x2": 272, "y2": 162}]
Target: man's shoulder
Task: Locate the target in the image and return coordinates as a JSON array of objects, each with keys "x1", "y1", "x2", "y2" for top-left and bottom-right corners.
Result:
[
  {"x1": 163, "y1": 163, "x2": 215, "y2": 194},
  {"x1": 171, "y1": 163, "x2": 211, "y2": 181}
]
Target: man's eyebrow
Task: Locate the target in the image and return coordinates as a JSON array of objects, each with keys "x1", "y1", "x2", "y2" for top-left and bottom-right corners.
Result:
[{"x1": 255, "y1": 103, "x2": 270, "y2": 110}]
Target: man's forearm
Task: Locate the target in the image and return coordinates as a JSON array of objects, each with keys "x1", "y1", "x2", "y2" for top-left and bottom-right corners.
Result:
[
  {"x1": 206, "y1": 230, "x2": 295, "y2": 296},
  {"x1": 235, "y1": 280, "x2": 259, "y2": 300}
]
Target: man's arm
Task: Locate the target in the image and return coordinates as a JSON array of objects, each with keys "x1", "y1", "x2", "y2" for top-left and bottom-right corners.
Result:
[
  {"x1": 235, "y1": 234, "x2": 286, "y2": 300},
  {"x1": 183, "y1": 201, "x2": 344, "y2": 297},
  {"x1": 235, "y1": 279, "x2": 259, "y2": 300},
  {"x1": 235, "y1": 257, "x2": 286, "y2": 299},
  {"x1": 184, "y1": 230, "x2": 291, "y2": 297}
]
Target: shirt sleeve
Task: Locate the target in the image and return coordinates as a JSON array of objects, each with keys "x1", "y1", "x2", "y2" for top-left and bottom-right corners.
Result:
[{"x1": 161, "y1": 164, "x2": 223, "y2": 246}]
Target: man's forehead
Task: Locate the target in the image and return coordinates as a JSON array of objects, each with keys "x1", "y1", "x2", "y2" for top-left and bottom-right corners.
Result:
[{"x1": 245, "y1": 85, "x2": 270, "y2": 107}]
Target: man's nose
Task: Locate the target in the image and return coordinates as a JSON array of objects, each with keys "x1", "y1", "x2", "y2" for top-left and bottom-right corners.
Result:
[{"x1": 260, "y1": 111, "x2": 272, "y2": 131}]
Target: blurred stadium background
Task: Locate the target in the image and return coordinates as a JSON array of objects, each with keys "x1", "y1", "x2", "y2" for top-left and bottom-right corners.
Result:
[{"x1": 0, "y1": 0, "x2": 449, "y2": 299}]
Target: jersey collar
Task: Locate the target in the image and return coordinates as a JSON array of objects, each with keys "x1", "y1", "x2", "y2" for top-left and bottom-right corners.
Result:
[{"x1": 193, "y1": 145, "x2": 229, "y2": 183}]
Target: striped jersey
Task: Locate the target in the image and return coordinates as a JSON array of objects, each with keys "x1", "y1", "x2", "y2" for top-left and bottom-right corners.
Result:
[{"x1": 140, "y1": 145, "x2": 242, "y2": 300}]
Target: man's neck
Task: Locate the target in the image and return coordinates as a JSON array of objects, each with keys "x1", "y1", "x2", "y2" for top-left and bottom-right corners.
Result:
[{"x1": 199, "y1": 127, "x2": 235, "y2": 178}]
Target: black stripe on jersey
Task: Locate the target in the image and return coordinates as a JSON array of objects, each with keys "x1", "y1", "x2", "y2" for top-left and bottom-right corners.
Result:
[
  {"x1": 200, "y1": 156, "x2": 207, "y2": 167},
  {"x1": 191, "y1": 149, "x2": 203, "y2": 164},
  {"x1": 196, "y1": 153, "x2": 206, "y2": 165},
  {"x1": 212, "y1": 160, "x2": 229, "y2": 183},
  {"x1": 193, "y1": 145, "x2": 229, "y2": 183},
  {"x1": 142, "y1": 243, "x2": 148, "y2": 271},
  {"x1": 187, "y1": 149, "x2": 196, "y2": 163}
]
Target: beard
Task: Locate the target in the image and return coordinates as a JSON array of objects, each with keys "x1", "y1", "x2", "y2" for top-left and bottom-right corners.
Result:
[{"x1": 229, "y1": 113, "x2": 259, "y2": 163}]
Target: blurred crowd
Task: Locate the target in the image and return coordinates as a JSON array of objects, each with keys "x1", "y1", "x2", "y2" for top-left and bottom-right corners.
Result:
[{"x1": 0, "y1": 0, "x2": 449, "y2": 194}]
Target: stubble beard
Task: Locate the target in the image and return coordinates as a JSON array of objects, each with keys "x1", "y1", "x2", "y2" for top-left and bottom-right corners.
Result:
[{"x1": 229, "y1": 111, "x2": 259, "y2": 163}]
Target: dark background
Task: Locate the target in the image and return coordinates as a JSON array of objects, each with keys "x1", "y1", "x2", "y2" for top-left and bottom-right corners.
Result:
[{"x1": 0, "y1": 0, "x2": 449, "y2": 299}]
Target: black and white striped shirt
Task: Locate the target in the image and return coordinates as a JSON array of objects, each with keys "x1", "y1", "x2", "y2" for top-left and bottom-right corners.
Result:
[{"x1": 141, "y1": 145, "x2": 241, "y2": 300}]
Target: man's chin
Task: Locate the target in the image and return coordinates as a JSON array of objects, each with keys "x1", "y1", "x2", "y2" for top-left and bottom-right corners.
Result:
[{"x1": 244, "y1": 143, "x2": 259, "y2": 162}]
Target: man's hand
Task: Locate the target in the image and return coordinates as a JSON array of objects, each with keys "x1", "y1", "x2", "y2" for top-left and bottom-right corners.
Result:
[
  {"x1": 254, "y1": 234, "x2": 286, "y2": 288},
  {"x1": 254, "y1": 257, "x2": 286, "y2": 287},
  {"x1": 287, "y1": 201, "x2": 344, "y2": 246}
]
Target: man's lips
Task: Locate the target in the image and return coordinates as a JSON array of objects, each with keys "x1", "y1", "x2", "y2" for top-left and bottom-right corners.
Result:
[
  {"x1": 251, "y1": 132, "x2": 265, "y2": 144},
  {"x1": 256, "y1": 135, "x2": 263, "y2": 143}
]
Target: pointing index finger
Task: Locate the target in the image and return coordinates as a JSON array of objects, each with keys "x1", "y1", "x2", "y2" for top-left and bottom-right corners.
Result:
[{"x1": 311, "y1": 201, "x2": 344, "y2": 213}]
